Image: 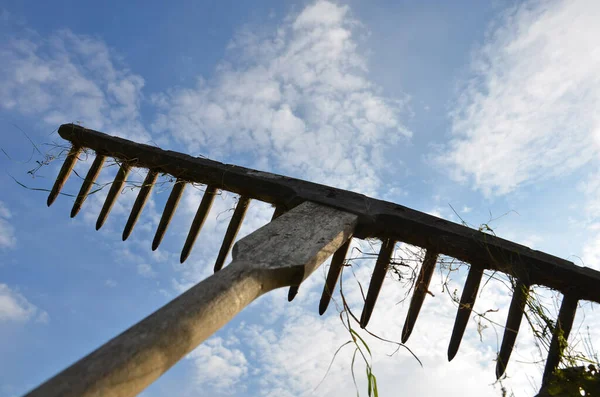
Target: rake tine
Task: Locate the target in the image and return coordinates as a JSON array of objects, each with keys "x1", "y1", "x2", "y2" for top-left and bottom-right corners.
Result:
[
  {"x1": 496, "y1": 280, "x2": 529, "y2": 379},
  {"x1": 95, "y1": 163, "x2": 131, "y2": 231},
  {"x1": 542, "y1": 293, "x2": 579, "y2": 385},
  {"x1": 401, "y1": 250, "x2": 439, "y2": 343},
  {"x1": 271, "y1": 205, "x2": 286, "y2": 221},
  {"x1": 448, "y1": 265, "x2": 484, "y2": 361},
  {"x1": 360, "y1": 238, "x2": 396, "y2": 328},
  {"x1": 122, "y1": 170, "x2": 158, "y2": 241},
  {"x1": 214, "y1": 196, "x2": 251, "y2": 272},
  {"x1": 70, "y1": 154, "x2": 105, "y2": 218},
  {"x1": 319, "y1": 238, "x2": 352, "y2": 315},
  {"x1": 180, "y1": 185, "x2": 217, "y2": 263},
  {"x1": 152, "y1": 179, "x2": 186, "y2": 251},
  {"x1": 288, "y1": 286, "x2": 299, "y2": 301},
  {"x1": 47, "y1": 145, "x2": 81, "y2": 207}
]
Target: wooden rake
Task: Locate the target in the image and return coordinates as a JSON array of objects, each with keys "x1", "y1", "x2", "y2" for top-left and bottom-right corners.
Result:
[{"x1": 26, "y1": 124, "x2": 600, "y2": 397}]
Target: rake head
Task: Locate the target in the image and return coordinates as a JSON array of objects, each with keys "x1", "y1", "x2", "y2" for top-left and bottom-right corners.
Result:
[{"x1": 46, "y1": 123, "x2": 600, "y2": 389}]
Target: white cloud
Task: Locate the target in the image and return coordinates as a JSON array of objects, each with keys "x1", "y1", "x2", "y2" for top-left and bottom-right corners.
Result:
[
  {"x1": 0, "y1": 29, "x2": 149, "y2": 141},
  {"x1": 579, "y1": 170, "x2": 600, "y2": 224},
  {"x1": 444, "y1": 0, "x2": 600, "y2": 196},
  {"x1": 582, "y1": 235, "x2": 600, "y2": 271},
  {"x1": 0, "y1": 284, "x2": 48, "y2": 323},
  {"x1": 579, "y1": 170, "x2": 600, "y2": 270},
  {"x1": 137, "y1": 263, "x2": 157, "y2": 278},
  {"x1": 426, "y1": 207, "x2": 443, "y2": 218},
  {"x1": 105, "y1": 279, "x2": 117, "y2": 288},
  {"x1": 187, "y1": 336, "x2": 249, "y2": 394},
  {"x1": 292, "y1": 0, "x2": 348, "y2": 29},
  {"x1": 152, "y1": 0, "x2": 411, "y2": 195},
  {"x1": 0, "y1": 201, "x2": 16, "y2": 249}
]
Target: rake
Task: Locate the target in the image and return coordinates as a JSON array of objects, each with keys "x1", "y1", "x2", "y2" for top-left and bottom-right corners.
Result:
[{"x1": 25, "y1": 123, "x2": 600, "y2": 397}]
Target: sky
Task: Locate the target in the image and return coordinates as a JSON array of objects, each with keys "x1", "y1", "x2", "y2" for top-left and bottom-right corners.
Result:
[{"x1": 0, "y1": 0, "x2": 599, "y2": 396}]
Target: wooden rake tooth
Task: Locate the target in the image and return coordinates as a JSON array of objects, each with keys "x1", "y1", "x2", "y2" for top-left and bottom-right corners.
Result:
[
  {"x1": 71, "y1": 154, "x2": 105, "y2": 218},
  {"x1": 448, "y1": 265, "x2": 484, "y2": 361},
  {"x1": 122, "y1": 170, "x2": 158, "y2": 241},
  {"x1": 47, "y1": 145, "x2": 82, "y2": 207},
  {"x1": 152, "y1": 179, "x2": 187, "y2": 251},
  {"x1": 96, "y1": 162, "x2": 131, "y2": 231},
  {"x1": 542, "y1": 293, "x2": 579, "y2": 385},
  {"x1": 319, "y1": 238, "x2": 352, "y2": 315},
  {"x1": 214, "y1": 196, "x2": 251, "y2": 272},
  {"x1": 359, "y1": 238, "x2": 396, "y2": 328},
  {"x1": 180, "y1": 185, "x2": 217, "y2": 263},
  {"x1": 496, "y1": 280, "x2": 530, "y2": 379},
  {"x1": 288, "y1": 286, "x2": 299, "y2": 302},
  {"x1": 401, "y1": 250, "x2": 439, "y2": 343}
]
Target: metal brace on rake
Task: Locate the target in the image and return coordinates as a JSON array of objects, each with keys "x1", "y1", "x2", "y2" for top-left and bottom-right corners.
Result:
[{"x1": 24, "y1": 124, "x2": 600, "y2": 397}]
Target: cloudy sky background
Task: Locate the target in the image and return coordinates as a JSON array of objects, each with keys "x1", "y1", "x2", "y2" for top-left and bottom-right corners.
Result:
[{"x1": 1, "y1": 0, "x2": 599, "y2": 396}]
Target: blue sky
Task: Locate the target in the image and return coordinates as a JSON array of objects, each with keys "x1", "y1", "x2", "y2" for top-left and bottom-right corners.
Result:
[{"x1": 1, "y1": 1, "x2": 599, "y2": 396}]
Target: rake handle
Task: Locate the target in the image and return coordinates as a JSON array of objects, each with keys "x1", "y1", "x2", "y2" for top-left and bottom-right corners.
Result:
[
  {"x1": 26, "y1": 201, "x2": 357, "y2": 397},
  {"x1": 24, "y1": 262, "x2": 270, "y2": 397}
]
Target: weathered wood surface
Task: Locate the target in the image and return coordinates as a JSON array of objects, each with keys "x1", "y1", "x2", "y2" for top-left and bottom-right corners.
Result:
[
  {"x1": 401, "y1": 250, "x2": 438, "y2": 343},
  {"x1": 319, "y1": 239, "x2": 352, "y2": 315},
  {"x1": 214, "y1": 196, "x2": 251, "y2": 272},
  {"x1": 57, "y1": 124, "x2": 600, "y2": 303},
  {"x1": 47, "y1": 145, "x2": 80, "y2": 206},
  {"x1": 24, "y1": 201, "x2": 357, "y2": 397},
  {"x1": 360, "y1": 238, "x2": 396, "y2": 328},
  {"x1": 71, "y1": 154, "x2": 105, "y2": 218},
  {"x1": 448, "y1": 266, "x2": 484, "y2": 361},
  {"x1": 542, "y1": 293, "x2": 579, "y2": 384},
  {"x1": 152, "y1": 178, "x2": 186, "y2": 250},
  {"x1": 181, "y1": 185, "x2": 217, "y2": 263},
  {"x1": 96, "y1": 163, "x2": 130, "y2": 230},
  {"x1": 122, "y1": 170, "x2": 158, "y2": 241},
  {"x1": 496, "y1": 280, "x2": 530, "y2": 378}
]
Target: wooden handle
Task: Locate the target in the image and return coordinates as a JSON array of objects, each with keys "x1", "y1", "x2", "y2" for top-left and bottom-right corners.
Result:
[{"x1": 25, "y1": 201, "x2": 357, "y2": 397}]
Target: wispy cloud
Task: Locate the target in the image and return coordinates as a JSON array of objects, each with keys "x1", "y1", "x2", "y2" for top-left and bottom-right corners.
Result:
[
  {"x1": 579, "y1": 170, "x2": 600, "y2": 270},
  {"x1": 152, "y1": 0, "x2": 411, "y2": 195},
  {"x1": 137, "y1": 263, "x2": 157, "y2": 278},
  {"x1": 440, "y1": 0, "x2": 600, "y2": 272},
  {"x1": 444, "y1": 0, "x2": 600, "y2": 196},
  {"x1": 0, "y1": 201, "x2": 16, "y2": 250},
  {"x1": 187, "y1": 336, "x2": 248, "y2": 394},
  {"x1": 105, "y1": 279, "x2": 117, "y2": 288},
  {"x1": 0, "y1": 29, "x2": 148, "y2": 141},
  {"x1": 0, "y1": 284, "x2": 48, "y2": 323}
]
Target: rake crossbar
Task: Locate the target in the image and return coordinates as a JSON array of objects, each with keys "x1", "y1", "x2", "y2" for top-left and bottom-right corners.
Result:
[{"x1": 57, "y1": 123, "x2": 600, "y2": 302}]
